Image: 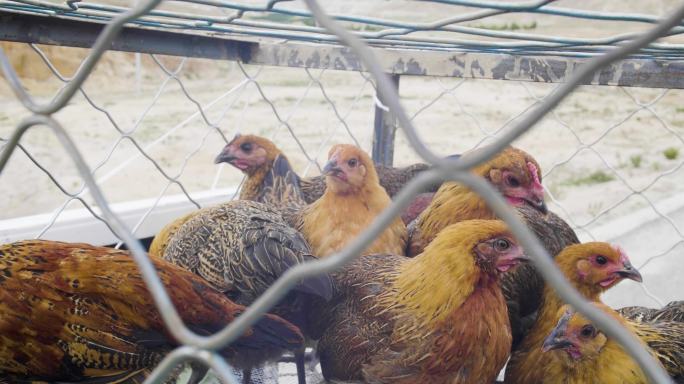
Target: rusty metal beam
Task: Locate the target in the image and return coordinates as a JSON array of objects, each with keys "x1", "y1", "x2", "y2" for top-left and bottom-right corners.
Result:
[
  {"x1": 3, "y1": 10, "x2": 684, "y2": 89},
  {"x1": 0, "y1": 11, "x2": 254, "y2": 60}
]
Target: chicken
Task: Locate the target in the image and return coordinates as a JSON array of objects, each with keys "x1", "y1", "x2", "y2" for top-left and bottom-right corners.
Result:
[
  {"x1": 503, "y1": 204, "x2": 580, "y2": 347},
  {"x1": 505, "y1": 242, "x2": 644, "y2": 383},
  {"x1": 619, "y1": 300, "x2": 684, "y2": 323},
  {"x1": 0, "y1": 240, "x2": 303, "y2": 383},
  {"x1": 292, "y1": 143, "x2": 407, "y2": 257},
  {"x1": 407, "y1": 145, "x2": 546, "y2": 257},
  {"x1": 161, "y1": 200, "x2": 332, "y2": 384},
  {"x1": 149, "y1": 135, "x2": 305, "y2": 259},
  {"x1": 541, "y1": 303, "x2": 658, "y2": 384},
  {"x1": 214, "y1": 134, "x2": 306, "y2": 208},
  {"x1": 148, "y1": 211, "x2": 198, "y2": 259},
  {"x1": 543, "y1": 303, "x2": 684, "y2": 383},
  {"x1": 315, "y1": 219, "x2": 529, "y2": 383}
]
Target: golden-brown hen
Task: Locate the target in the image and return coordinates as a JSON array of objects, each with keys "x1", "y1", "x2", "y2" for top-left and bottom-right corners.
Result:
[
  {"x1": 541, "y1": 303, "x2": 659, "y2": 384},
  {"x1": 543, "y1": 302, "x2": 684, "y2": 383},
  {"x1": 407, "y1": 145, "x2": 546, "y2": 256},
  {"x1": 505, "y1": 242, "x2": 644, "y2": 383},
  {"x1": 292, "y1": 143, "x2": 407, "y2": 257},
  {"x1": 315, "y1": 220, "x2": 528, "y2": 383},
  {"x1": 0, "y1": 240, "x2": 303, "y2": 384}
]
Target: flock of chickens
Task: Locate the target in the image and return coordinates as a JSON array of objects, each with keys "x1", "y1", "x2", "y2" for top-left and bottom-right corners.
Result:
[{"x1": 0, "y1": 134, "x2": 683, "y2": 384}]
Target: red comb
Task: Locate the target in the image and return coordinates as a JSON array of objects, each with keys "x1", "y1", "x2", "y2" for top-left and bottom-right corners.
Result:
[{"x1": 527, "y1": 161, "x2": 542, "y2": 185}]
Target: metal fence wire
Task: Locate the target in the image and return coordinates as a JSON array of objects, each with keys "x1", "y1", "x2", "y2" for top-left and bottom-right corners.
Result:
[{"x1": 1, "y1": 0, "x2": 684, "y2": 383}]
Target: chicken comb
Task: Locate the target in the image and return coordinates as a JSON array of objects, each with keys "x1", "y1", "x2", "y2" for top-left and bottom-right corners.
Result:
[{"x1": 526, "y1": 161, "x2": 542, "y2": 186}]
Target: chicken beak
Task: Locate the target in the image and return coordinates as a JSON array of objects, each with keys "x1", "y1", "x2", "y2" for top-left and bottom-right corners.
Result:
[
  {"x1": 215, "y1": 145, "x2": 237, "y2": 164},
  {"x1": 323, "y1": 159, "x2": 343, "y2": 176},
  {"x1": 542, "y1": 334, "x2": 573, "y2": 353},
  {"x1": 615, "y1": 260, "x2": 643, "y2": 283},
  {"x1": 495, "y1": 247, "x2": 529, "y2": 273},
  {"x1": 526, "y1": 196, "x2": 548, "y2": 214},
  {"x1": 542, "y1": 310, "x2": 573, "y2": 352}
]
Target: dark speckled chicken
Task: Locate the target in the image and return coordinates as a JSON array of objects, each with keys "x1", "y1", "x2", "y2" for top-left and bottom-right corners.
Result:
[
  {"x1": 619, "y1": 300, "x2": 684, "y2": 323},
  {"x1": 0, "y1": 240, "x2": 303, "y2": 384},
  {"x1": 161, "y1": 199, "x2": 332, "y2": 384}
]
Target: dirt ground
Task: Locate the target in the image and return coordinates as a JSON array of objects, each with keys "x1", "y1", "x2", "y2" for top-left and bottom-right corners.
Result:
[{"x1": 2, "y1": 47, "x2": 683, "y2": 231}]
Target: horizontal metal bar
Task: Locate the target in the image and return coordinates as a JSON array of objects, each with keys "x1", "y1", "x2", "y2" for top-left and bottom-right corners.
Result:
[
  {"x1": 249, "y1": 43, "x2": 684, "y2": 89},
  {"x1": 0, "y1": 11, "x2": 254, "y2": 60},
  {"x1": 3, "y1": 10, "x2": 684, "y2": 89}
]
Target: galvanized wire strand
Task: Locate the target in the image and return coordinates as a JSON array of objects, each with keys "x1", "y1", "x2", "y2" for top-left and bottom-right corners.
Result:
[
  {"x1": 0, "y1": 0, "x2": 163, "y2": 115},
  {"x1": 429, "y1": 0, "x2": 683, "y2": 26},
  {"x1": 24, "y1": 44, "x2": 204, "y2": 212},
  {"x1": 0, "y1": 1, "x2": 681, "y2": 383},
  {"x1": 149, "y1": 54, "x2": 229, "y2": 143},
  {"x1": 0, "y1": 115, "x2": 208, "y2": 347},
  {"x1": 302, "y1": 0, "x2": 681, "y2": 381},
  {"x1": 0, "y1": 139, "x2": 117, "y2": 235},
  {"x1": 236, "y1": 60, "x2": 323, "y2": 172},
  {"x1": 301, "y1": 0, "x2": 684, "y2": 171},
  {"x1": 6, "y1": 0, "x2": 684, "y2": 56},
  {"x1": 113, "y1": 96, "x2": 239, "y2": 249},
  {"x1": 514, "y1": 83, "x2": 684, "y2": 298},
  {"x1": 16, "y1": 44, "x2": 204, "y2": 240},
  {"x1": 304, "y1": 67, "x2": 361, "y2": 147}
]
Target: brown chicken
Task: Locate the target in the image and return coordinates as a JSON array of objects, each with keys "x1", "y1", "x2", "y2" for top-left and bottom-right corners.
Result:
[
  {"x1": 504, "y1": 204, "x2": 580, "y2": 347},
  {"x1": 407, "y1": 145, "x2": 546, "y2": 256},
  {"x1": 292, "y1": 143, "x2": 407, "y2": 257},
  {"x1": 543, "y1": 303, "x2": 684, "y2": 383},
  {"x1": 214, "y1": 134, "x2": 306, "y2": 208},
  {"x1": 315, "y1": 219, "x2": 528, "y2": 383},
  {"x1": 0, "y1": 240, "x2": 303, "y2": 383},
  {"x1": 161, "y1": 200, "x2": 332, "y2": 384},
  {"x1": 505, "y1": 242, "x2": 644, "y2": 383}
]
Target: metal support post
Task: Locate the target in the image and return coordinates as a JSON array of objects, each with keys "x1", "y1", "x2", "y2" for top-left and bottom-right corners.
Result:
[{"x1": 372, "y1": 74, "x2": 400, "y2": 166}]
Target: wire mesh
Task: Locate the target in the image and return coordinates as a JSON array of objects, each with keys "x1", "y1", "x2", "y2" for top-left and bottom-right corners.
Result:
[{"x1": 1, "y1": 0, "x2": 684, "y2": 383}]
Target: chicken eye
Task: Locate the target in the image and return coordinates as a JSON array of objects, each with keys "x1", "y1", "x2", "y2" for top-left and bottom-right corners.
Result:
[
  {"x1": 506, "y1": 175, "x2": 520, "y2": 188},
  {"x1": 494, "y1": 239, "x2": 511, "y2": 252},
  {"x1": 240, "y1": 142, "x2": 253, "y2": 152},
  {"x1": 580, "y1": 325, "x2": 596, "y2": 338},
  {"x1": 347, "y1": 158, "x2": 358, "y2": 167},
  {"x1": 596, "y1": 255, "x2": 607, "y2": 265}
]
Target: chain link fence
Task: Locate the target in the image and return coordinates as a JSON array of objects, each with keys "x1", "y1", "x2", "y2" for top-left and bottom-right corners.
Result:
[{"x1": 2, "y1": 0, "x2": 684, "y2": 383}]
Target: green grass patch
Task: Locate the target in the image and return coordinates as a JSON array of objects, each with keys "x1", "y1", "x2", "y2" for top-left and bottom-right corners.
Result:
[
  {"x1": 630, "y1": 155, "x2": 642, "y2": 168},
  {"x1": 663, "y1": 147, "x2": 679, "y2": 160},
  {"x1": 471, "y1": 21, "x2": 537, "y2": 31},
  {"x1": 562, "y1": 170, "x2": 615, "y2": 186}
]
